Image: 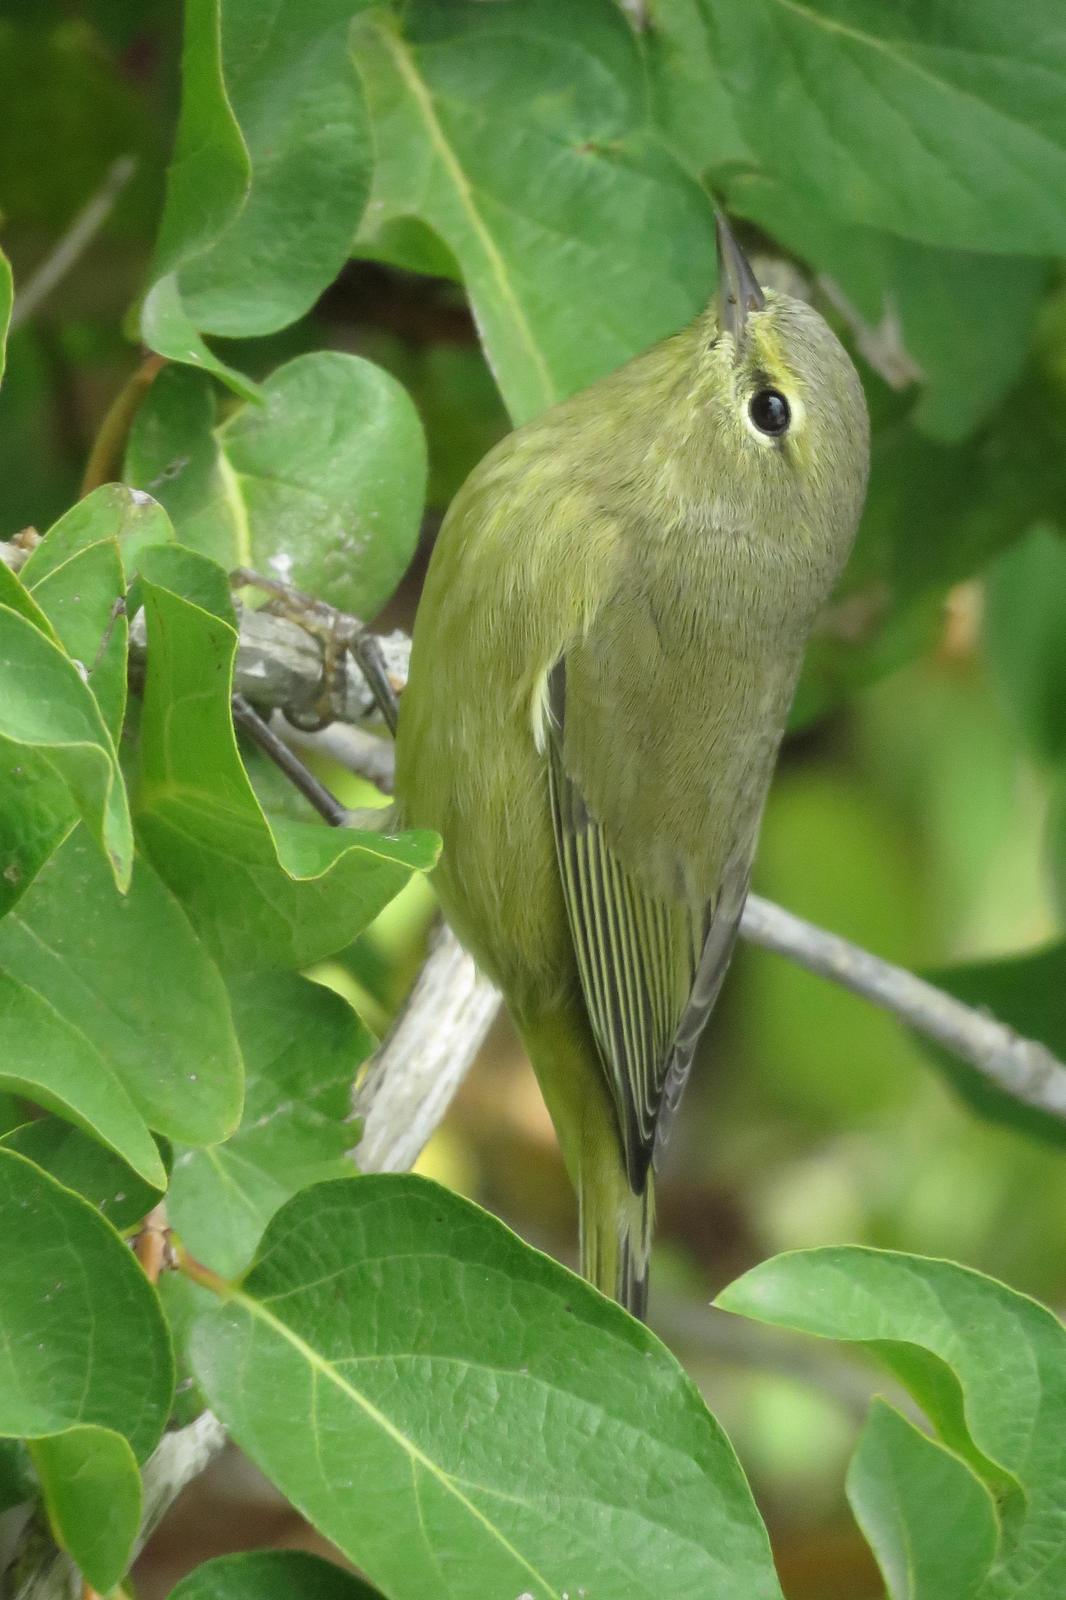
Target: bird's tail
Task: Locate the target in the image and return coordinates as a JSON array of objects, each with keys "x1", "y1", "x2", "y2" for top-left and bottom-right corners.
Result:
[
  {"x1": 518, "y1": 1006, "x2": 655, "y2": 1319},
  {"x1": 580, "y1": 1170, "x2": 654, "y2": 1320}
]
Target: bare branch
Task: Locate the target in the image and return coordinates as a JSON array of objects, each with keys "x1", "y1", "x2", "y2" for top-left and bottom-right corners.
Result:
[
  {"x1": 352, "y1": 921, "x2": 500, "y2": 1174},
  {"x1": 10, "y1": 157, "x2": 137, "y2": 333},
  {"x1": 740, "y1": 894, "x2": 1066, "y2": 1117}
]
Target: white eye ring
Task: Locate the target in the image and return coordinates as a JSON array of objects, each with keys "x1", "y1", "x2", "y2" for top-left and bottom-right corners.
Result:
[{"x1": 744, "y1": 388, "x2": 805, "y2": 445}]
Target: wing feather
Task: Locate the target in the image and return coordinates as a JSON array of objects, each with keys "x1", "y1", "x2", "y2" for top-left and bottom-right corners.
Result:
[{"x1": 547, "y1": 660, "x2": 744, "y2": 1189}]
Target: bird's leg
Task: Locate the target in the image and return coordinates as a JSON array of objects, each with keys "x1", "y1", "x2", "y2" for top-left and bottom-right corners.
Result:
[
  {"x1": 231, "y1": 693, "x2": 350, "y2": 827},
  {"x1": 229, "y1": 566, "x2": 400, "y2": 733}
]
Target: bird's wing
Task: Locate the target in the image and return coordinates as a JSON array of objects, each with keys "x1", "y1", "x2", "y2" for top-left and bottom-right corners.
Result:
[{"x1": 546, "y1": 660, "x2": 746, "y2": 1190}]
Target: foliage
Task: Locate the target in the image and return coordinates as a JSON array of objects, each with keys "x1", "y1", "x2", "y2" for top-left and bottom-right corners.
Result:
[{"x1": 0, "y1": 1, "x2": 1064, "y2": 1594}]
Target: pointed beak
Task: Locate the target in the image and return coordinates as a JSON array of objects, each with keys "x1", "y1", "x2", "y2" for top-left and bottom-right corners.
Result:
[{"x1": 715, "y1": 211, "x2": 765, "y2": 341}]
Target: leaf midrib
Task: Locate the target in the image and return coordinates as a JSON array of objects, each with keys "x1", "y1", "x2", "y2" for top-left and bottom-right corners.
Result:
[
  {"x1": 372, "y1": 19, "x2": 556, "y2": 418},
  {"x1": 221, "y1": 1286, "x2": 564, "y2": 1600},
  {"x1": 766, "y1": 0, "x2": 1066, "y2": 160}
]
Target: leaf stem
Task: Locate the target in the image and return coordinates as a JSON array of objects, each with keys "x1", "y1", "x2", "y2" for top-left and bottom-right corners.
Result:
[
  {"x1": 174, "y1": 1243, "x2": 232, "y2": 1299},
  {"x1": 80, "y1": 353, "x2": 166, "y2": 496}
]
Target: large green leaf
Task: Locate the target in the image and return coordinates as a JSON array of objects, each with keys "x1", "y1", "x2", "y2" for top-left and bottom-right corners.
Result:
[
  {"x1": 169, "y1": 972, "x2": 372, "y2": 1275},
  {"x1": 143, "y1": 0, "x2": 373, "y2": 386},
  {"x1": 691, "y1": 1, "x2": 1066, "y2": 254},
  {"x1": 0, "y1": 826, "x2": 243, "y2": 1150},
  {"x1": 135, "y1": 550, "x2": 438, "y2": 970},
  {"x1": 718, "y1": 1247, "x2": 1066, "y2": 1597},
  {"x1": 0, "y1": 967, "x2": 163, "y2": 1188},
  {"x1": 140, "y1": 0, "x2": 256, "y2": 397},
  {"x1": 846, "y1": 1399, "x2": 999, "y2": 1600},
  {"x1": 176, "y1": 1, "x2": 373, "y2": 337},
  {"x1": 30, "y1": 1425, "x2": 141, "y2": 1596},
  {"x1": 127, "y1": 355, "x2": 427, "y2": 616},
  {"x1": 189, "y1": 1175, "x2": 784, "y2": 1600},
  {"x1": 352, "y1": 0, "x2": 716, "y2": 422},
  {"x1": 0, "y1": 1149, "x2": 171, "y2": 1398},
  {"x1": 169, "y1": 1551, "x2": 384, "y2": 1600}
]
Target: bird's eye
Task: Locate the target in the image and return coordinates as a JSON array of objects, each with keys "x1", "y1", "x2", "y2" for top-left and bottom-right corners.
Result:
[{"x1": 749, "y1": 389, "x2": 791, "y2": 437}]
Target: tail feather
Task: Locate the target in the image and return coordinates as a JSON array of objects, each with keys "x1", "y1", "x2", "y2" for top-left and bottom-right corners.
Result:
[{"x1": 581, "y1": 1174, "x2": 654, "y2": 1320}]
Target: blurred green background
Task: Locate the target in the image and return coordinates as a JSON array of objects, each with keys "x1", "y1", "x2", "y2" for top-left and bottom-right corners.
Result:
[{"x1": 4, "y1": 4, "x2": 1066, "y2": 1596}]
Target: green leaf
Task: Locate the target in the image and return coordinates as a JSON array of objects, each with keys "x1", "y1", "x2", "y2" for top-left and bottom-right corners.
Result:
[
  {"x1": 1, "y1": 1117, "x2": 166, "y2": 1231},
  {"x1": 144, "y1": 0, "x2": 374, "y2": 382},
  {"x1": 190, "y1": 1175, "x2": 784, "y2": 1600},
  {"x1": 846, "y1": 1399, "x2": 999, "y2": 1600},
  {"x1": 176, "y1": 1, "x2": 373, "y2": 338},
  {"x1": 169, "y1": 1551, "x2": 385, "y2": 1600},
  {"x1": 29, "y1": 1425, "x2": 141, "y2": 1595},
  {"x1": 19, "y1": 483, "x2": 170, "y2": 741},
  {"x1": 141, "y1": 274, "x2": 262, "y2": 402},
  {"x1": 0, "y1": 968, "x2": 165, "y2": 1188},
  {"x1": 151, "y1": 0, "x2": 249, "y2": 273},
  {"x1": 352, "y1": 0, "x2": 717, "y2": 423},
  {"x1": 123, "y1": 366, "x2": 243, "y2": 564},
  {"x1": 693, "y1": 1, "x2": 1066, "y2": 254},
  {"x1": 0, "y1": 487, "x2": 173, "y2": 916},
  {"x1": 0, "y1": 1147, "x2": 173, "y2": 1456},
  {"x1": 918, "y1": 943, "x2": 1066, "y2": 1149},
  {"x1": 19, "y1": 483, "x2": 174, "y2": 590},
  {"x1": 139, "y1": 0, "x2": 256, "y2": 395},
  {"x1": 0, "y1": 825, "x2": 242, "y2": 1153},
  {"x1": 643, "y1": 0, "x2": 751, "y2": 178},
  {"x1": 127, "y1": 354, "x2": 427, "y2": 616},
  {"x1": 136, "y1": 566, "x2": 438, "y2": 970},
  {"x1": 0, "y1": 601, "x2": 133, "y2": 892},
  {"x1": 168, "y1": 972, "x2": 372, "y2": 1275},
  {"x1": 717, "y1": 1247, "x2": 1066, "y2": 1597},
  {"x1": 984, "y1": 526, "x2": 1066, "y2": 765},
  {"x1": 0, "y1": 244, "x2": 11, "y2": 385}
]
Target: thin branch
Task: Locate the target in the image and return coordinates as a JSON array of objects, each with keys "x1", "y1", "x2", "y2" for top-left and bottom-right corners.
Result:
[
  {"x1": 9, "y1": 157, "x2": 137, "y2": 333},
  {"x1": 740, "y1": 894, "x2": 1066, "y2": 1116}
]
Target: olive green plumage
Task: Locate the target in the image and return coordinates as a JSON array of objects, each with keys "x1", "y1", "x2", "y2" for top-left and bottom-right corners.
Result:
[{"x1": 395, "y1": 221, "x2": 869, "y2": 1317}]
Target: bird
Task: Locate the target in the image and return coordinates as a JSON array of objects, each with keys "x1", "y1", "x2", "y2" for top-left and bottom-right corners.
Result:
[{"x1": 394, "y1": 214, "x2": 869, "y2": 1318}]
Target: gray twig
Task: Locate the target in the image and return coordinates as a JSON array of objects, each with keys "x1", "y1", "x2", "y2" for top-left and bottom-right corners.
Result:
[
  {"x1": 740, "y1": 894, "x2": 1066, "y2": 1116},
  {"x1": 352, "y1": 921, "x2": 500, "y2": 1174},
  {"x1": 9, "y1": 157, "x2": 137, "y2": 332}
]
